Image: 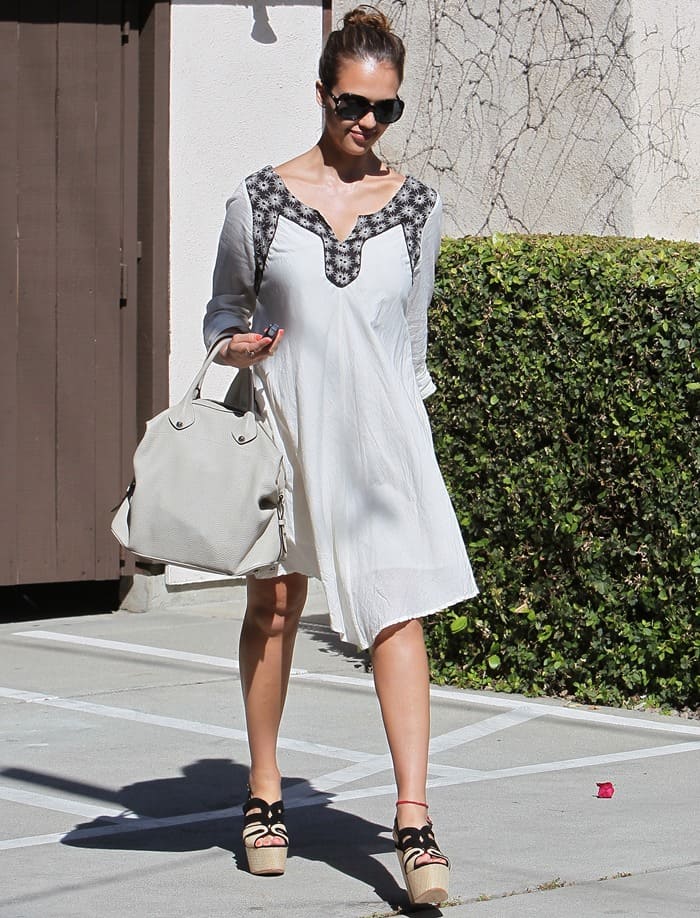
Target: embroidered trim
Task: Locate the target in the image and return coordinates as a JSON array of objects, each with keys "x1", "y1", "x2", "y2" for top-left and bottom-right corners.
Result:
[{"x1": 245, "y1": 165, "x2": 437, "y2": 290}]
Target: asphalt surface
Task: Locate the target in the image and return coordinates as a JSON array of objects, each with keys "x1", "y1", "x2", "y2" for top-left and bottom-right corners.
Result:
[{"x1": 1, "y1": 590, "x2": 698, "y2": 917}]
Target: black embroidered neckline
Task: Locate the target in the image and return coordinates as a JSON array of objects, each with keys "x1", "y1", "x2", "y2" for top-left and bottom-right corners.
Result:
[
  {"x1": 268, "y1": 167, "x2": 410, "y2": 246},
  {"x1": 246, "y1": 165, "x2": 437, "y2": 290}
]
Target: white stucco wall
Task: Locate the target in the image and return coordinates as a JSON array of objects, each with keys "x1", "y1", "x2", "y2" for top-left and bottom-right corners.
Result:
[
  {"x1": 169, "y1": 0, "x2": 323, "y2": 398},
  {"x1": 630, "y1": 1, "x2": 700, "y2": 240},
  {"x1": 168, "y1": 1, "x2": 323, "y2": 586},
  {"x1": 335, "y1": 0, "x2": 700, "y2": 240}
]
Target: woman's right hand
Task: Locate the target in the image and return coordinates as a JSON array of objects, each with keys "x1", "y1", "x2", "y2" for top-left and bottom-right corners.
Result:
[{"x1": 216, "y1": 329, "x2": 284, "y2": 368}]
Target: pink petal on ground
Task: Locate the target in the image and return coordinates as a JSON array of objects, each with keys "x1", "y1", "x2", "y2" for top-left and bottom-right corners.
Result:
[{"x1": 596, "y1": 781, "x2": 615, "y2": 798}]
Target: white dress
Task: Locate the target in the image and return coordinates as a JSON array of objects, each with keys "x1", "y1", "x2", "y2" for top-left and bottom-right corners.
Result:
[{"x1": 204, "y1": 165, "x2": 478, "y2": 648}]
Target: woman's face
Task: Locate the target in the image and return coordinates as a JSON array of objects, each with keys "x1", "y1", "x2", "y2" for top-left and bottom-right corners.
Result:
[{"x1": 318, "y1": 56, "x2": 401, "y2": 158}]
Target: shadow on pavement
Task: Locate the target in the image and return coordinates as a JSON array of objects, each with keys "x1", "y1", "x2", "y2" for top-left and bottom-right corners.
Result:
[
  {"x1": 3, "y1": 758, "x2": 439, "y2": 913},
  {"x1": 0, "y1": 581, "x2": 120, "y2": 623},
  {"x1": 298, "y1": 612, "x2": 372, "y2": 673}
]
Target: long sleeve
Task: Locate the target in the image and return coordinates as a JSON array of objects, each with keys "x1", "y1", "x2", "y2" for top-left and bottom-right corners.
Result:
[
  {"x1": 406, "y1": 193, "x2": 442, "y2": 399},
  {"x1": 203, "y1": 182, "x2": 257, "y2": 350}
]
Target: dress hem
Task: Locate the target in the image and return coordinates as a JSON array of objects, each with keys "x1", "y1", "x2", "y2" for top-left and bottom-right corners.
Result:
[
  {"x1": 341, "y1": 587, "x2": 480, "y2": 651},
  {"x1": 252, "y1": 565, "x2": 479, "y2": 652}
]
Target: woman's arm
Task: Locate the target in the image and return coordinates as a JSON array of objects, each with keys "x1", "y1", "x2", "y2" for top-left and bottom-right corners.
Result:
[
  {"x1": 203, "y1": 183, "x2": 282, "y2": 366},
  {"x1": 405, "y1": 193, "x2": 442, "y2": 399}
]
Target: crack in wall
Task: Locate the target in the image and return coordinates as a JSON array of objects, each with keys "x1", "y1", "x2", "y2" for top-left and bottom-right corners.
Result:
[{"x1": 335, "y1": 1, "x2": 700, "y2": 239}]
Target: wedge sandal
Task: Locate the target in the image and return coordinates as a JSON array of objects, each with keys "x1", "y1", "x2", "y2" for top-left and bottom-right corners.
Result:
[
  {"x1": 242, "y1": 793, "x2": 289, "y2": 876},
  {"x1": 393, "y1": 800, "x2": 449, "y2": 905}
]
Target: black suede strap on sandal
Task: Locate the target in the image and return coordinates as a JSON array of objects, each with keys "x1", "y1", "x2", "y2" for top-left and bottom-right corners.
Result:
[
  {"x1": 242, "y1": 796, "x2": 289, "y2": 848},
  {"x1": 394, "y1": 822, "x2": 449, "y2": 869}
]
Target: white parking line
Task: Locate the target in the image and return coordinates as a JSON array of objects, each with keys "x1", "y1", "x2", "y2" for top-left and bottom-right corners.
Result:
[
  {"x1": 479, "y1": 740, "x2": 700, "y2": 781},
  {"x1": 0, "y1": 785, "x2": 124, "y2": 820},
  {"x1": 0, "y1": 806, "x2": 240, "y2": 852},
  {"x1": 0, "y1": 686, "x2": 373, "y2": 764},
  {"x1": 534, "y1": 703, "x2": 700, "y2": 736},
  {"x1": 287, "y1": 707, "x2": 543, "y2": 799},
  {"x1": 5, "y1": 633, "x2": 699, "y2": 856},
  {"x1": 297, "y1": 673, "x2": 700, "y2": 737},
  {"x1": 13, "y1": 630, "x2": 700, "y2": 737},
  {"x1": 2, "y1": 740, "x2": 698, "y2": 852},
  {"x1": 0, "y1": 685, "x2": 514, "y2": 791},
  {"x1": 318, "y1": 740, "x2": 700, "y2": 803},
  {"x1": 12, "y1": 630, "x2": 307, "y2": 675},
  {"x1": 429, "y1": 708, "x2": 545, "y2": 752}
]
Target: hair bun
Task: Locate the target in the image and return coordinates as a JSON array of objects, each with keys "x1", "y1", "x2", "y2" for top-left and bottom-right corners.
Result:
[
  {"x1": 343, "y1": 5, "x2": 393, "y2": 34},
  {"x1": 319, "y1": 4, "x2": 405, "y2": 89}
]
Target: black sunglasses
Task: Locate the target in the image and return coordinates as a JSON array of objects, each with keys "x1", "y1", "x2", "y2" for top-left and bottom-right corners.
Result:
[{"x1": 324, "y1": 88, "x2": 405, "y2": 125}]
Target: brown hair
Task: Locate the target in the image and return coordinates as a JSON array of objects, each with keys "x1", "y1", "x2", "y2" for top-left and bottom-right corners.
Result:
[{"x1": 318, "y1": 5, "x2": 405, "y2": 89}]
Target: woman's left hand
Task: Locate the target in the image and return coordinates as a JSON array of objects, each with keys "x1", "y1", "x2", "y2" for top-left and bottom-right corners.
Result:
[{"x1": 217, "y1": 328, "x2": 285, "y2": 368}]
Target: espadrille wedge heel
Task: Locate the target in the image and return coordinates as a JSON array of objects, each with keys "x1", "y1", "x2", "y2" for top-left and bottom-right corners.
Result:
[
  {"x1": 242, "y1": 792, "x2": 288, "y2": 876},
  {"x1": 393, "y1": 800, "x2": 449, "y2": 905}
]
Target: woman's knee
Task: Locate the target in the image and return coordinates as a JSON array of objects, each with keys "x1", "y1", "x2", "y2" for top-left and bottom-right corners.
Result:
[
  {"x1": 372, "y1": 617, "x2": 425, "y2": 652},
  {"x1": 244, "y1": 573, "x2": 308, "y2": 637}
]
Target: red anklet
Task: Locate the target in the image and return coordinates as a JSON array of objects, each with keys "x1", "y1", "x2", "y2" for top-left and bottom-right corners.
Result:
[{"x1": 396, "y1": 799, "x2": 429, "y2": 808}]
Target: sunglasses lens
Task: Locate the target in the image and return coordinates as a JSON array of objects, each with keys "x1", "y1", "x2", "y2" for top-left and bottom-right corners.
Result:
[
  {"x1": 335, "y1": 95, "x2": 370, "y2": 121},
  {"x1": 331, "y1": 93, "x2": 404, "y2": 124},
  {"x1": 374, "y1": 99, "x2": 404, "y2": 124}
]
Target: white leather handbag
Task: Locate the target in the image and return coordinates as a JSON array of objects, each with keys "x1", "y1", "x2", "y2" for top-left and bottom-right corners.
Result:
[{"x1": 111, "y1": 338, "x2": 287, "y2": 576}]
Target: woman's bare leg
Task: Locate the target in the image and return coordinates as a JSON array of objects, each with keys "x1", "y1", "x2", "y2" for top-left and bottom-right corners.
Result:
[
  {"x1": 239, "y1": 572, "x2": 307, "y2": 843},
  {"x1": 372, "y1": 618, "x2": 442, "y2": 864}
]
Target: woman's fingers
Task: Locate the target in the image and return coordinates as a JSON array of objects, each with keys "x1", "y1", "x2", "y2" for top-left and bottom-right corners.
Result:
[
  {"x1": 265, "y1": 328, "x2": 285, "y2": 355},
  {"x1": 218, "y1": 333, "x2": 260, "y2": 367},
  {"x1": 219, "y1": 330, "x2": 284, "y2": 367},
  {"x1": 241, "y1": 334, "x2": 263, "y2": 361}
]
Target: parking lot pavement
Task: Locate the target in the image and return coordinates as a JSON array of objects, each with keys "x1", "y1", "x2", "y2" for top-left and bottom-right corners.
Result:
[{"x1": 0, "y1": 598, "x2": 698, "y2": 918}]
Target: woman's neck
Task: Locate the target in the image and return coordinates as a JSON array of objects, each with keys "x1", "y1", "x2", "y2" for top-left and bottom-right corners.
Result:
[{"x1": 315, "y1": 135, "x2": 386, "y2": 184}]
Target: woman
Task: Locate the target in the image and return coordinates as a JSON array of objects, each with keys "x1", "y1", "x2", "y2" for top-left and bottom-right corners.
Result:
[{"x1": 204, "y1": 6, "x2": 477, "y2": 905}]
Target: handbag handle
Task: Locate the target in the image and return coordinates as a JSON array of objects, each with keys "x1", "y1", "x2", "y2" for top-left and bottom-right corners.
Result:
[{"x1": 167, "y1": 336, "x2": 255, "y2": 430}]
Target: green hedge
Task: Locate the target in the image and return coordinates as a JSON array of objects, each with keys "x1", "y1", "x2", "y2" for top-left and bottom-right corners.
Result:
[{"x1": 426, "y1": 233, "x2": 699, "y2": 710}]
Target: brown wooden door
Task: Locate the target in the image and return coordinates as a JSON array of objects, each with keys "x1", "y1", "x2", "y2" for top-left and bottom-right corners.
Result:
[{"x1": 0, "y1": 1, "x2": 140, "y2": 584}]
